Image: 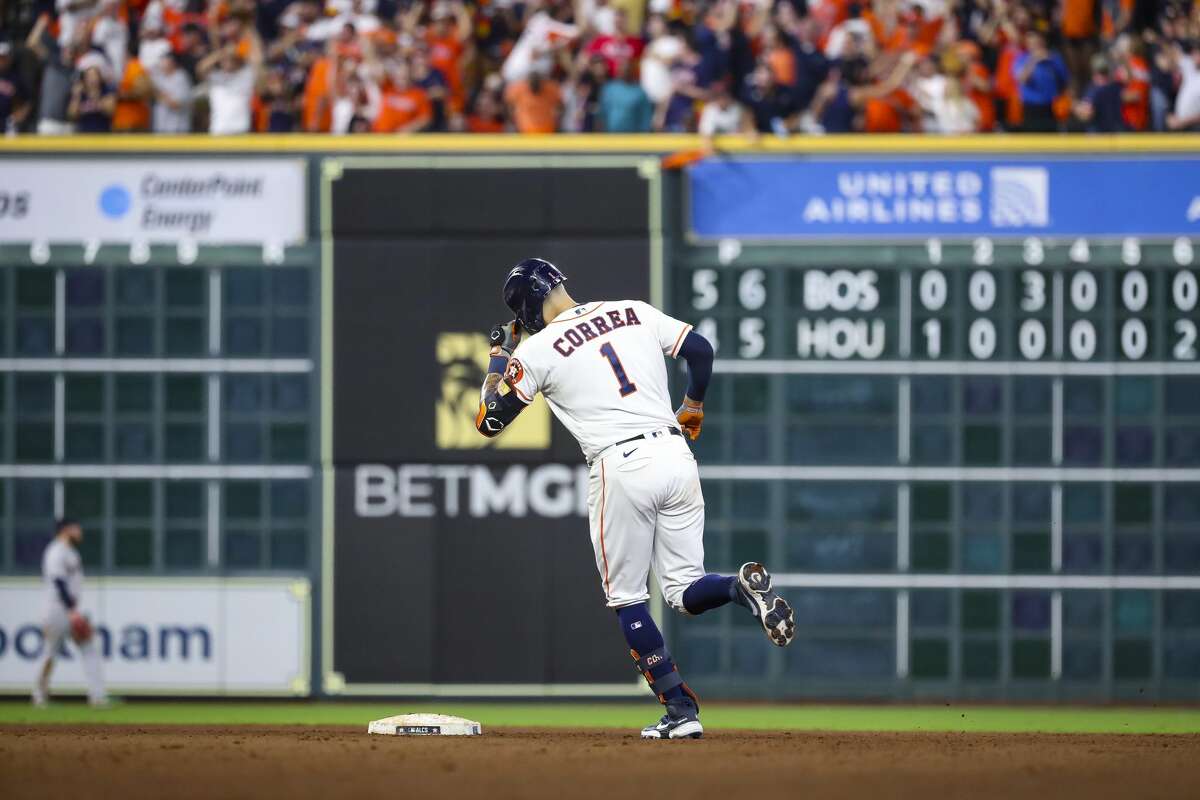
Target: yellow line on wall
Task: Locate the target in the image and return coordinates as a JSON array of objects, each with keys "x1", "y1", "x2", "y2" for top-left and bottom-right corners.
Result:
[{"x1": 1, "y1": 133, "x2": 1199, "y2": 155}]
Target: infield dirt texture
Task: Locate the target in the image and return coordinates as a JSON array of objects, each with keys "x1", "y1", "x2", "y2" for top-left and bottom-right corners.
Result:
[{"x1": 3, "y1": 704, "x2": 1200, "y2": 799}]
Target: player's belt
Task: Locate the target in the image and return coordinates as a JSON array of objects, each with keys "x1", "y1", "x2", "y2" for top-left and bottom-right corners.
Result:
[{"x1": 589, "y1": 427, "x2": 684, "y2": 466}]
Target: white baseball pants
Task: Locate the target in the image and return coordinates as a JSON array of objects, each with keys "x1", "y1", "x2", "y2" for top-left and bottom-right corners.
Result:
[
  {"x1": 38, "y1": 608, "x2": 107, "y2": 704},
  {"x1": 586, "y1": 430, "x2": 706, "y2": 612}
]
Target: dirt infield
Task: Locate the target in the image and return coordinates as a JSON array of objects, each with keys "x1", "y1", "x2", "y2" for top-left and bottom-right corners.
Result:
[{"x1": 2, "y1": 726, "x2": 1199, "y2": 800}]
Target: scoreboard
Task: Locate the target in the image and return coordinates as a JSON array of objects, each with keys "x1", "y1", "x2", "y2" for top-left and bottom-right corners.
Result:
[
  {"x1": 0, "y1": 240, "x2": 321, "y2": 577},
  {"x1": 666, "y1": 159, "x2": 1200, "y2": 699}
]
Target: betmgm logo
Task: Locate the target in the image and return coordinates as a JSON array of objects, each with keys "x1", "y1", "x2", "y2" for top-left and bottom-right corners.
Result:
[
  {"x1": 435, "y1": 333, "x2": 550, "y2": 450},
  {"x1": 990, "y1": 167, "x2": 1049, "y2": 228}
]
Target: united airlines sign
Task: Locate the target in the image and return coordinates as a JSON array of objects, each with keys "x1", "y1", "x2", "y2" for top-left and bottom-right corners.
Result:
[{"x1": 689, "y1": 158, "x2": 1200, "y2": 239}]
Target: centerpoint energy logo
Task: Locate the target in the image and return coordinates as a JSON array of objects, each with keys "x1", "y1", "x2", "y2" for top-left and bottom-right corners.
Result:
[
  {"x1": 98, "y1": 184, "x2": 132, "y2": 219},
  {"x1": 435, "y1": 333, "x2": 550, "y2": 450},
  {"x1": 0, "y1": 159, "x2": 305, "y2": 245}
]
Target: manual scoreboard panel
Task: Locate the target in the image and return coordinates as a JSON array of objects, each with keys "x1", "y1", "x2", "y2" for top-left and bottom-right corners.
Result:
[
  {"x1": 666, "y1": 236, "x2": 1200, "y2": 699},
  {"x1": 0, "y1": 241, "x2": 321, "y2": 576}
]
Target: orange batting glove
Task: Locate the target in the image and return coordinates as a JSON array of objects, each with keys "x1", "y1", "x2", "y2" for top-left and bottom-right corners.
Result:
[{"x1": 675, "y1": 396, "x2": 704, "y2": 441}]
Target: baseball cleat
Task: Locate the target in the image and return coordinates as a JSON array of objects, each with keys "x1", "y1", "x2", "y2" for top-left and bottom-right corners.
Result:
[
  {"x1": 737, "y1": 562, "x2": 795, "y2": 647},
  {"x1": 640, "y1": 697, "x2": 703, "y2": 740}
]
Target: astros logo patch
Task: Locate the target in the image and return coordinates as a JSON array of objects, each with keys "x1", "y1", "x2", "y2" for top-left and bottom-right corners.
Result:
[{"x1": 505, "y1": 357, "x2": 525, "y2": 386}]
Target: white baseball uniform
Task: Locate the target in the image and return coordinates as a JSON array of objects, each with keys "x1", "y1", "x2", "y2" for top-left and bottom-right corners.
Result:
[
  {"x1": 38, "y1": 538, "x2": 106, "y2": 704},
  {"x1": 506, "y1": 300, "x2": 706, "y2": 611}
]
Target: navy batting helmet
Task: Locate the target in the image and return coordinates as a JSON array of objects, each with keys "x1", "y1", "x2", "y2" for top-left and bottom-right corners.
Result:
[{"x1": 503, "y1": 258, "x2": 566, "y2": 334}]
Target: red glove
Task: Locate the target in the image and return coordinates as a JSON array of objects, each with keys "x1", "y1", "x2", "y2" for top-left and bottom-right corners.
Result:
[
  {"x1": 69, "y1": 611, "x2": 93, "y2": 643},
  {"x1": 675, "y1": 397, "x2": 704, "y2": 441}
]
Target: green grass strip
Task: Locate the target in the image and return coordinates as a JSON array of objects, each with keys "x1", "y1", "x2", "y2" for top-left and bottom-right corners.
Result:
[{"x1": 2, "y1": 702, "x2": 1199, "y2": 734}]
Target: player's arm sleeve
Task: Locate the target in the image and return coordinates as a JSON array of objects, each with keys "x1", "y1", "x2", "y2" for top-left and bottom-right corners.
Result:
[
  {"x1": 638, "y1": 301, "x2": 694, "y2": 358},
  {"x1": 676, "y1": 330, "x2": 713, "y2": 402},
  {"x1": 475, "y1": 350, "x2": 539, "y2": 438},
  {"x1": 53, "y1": 577, "x2": 77, "y2": 610}
]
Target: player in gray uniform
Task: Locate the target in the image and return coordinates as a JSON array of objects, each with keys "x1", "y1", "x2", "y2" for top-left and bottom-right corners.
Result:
[
  {"x1": 34, "y1": 518, "x2": 108, "y2": 707},
  {"x1": 476, "y1": 259, "x2": 795, "y2": 739}
]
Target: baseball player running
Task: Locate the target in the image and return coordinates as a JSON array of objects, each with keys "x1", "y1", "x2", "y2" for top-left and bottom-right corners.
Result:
[
  {"x1": 33, "y1": 518, "x2": 108, "y2": 708},
  {"x1": 476, "y1": 258, "x2": 795, "y2": 740}
]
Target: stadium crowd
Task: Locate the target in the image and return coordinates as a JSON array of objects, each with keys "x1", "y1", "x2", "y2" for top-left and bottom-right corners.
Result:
[{"x1": 0, "y1": 0, "x2": 1198, "y2": 135}]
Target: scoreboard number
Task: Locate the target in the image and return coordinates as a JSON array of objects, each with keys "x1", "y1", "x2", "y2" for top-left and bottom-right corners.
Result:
[
  {"x1": 1070, "y1": 271, "x2": 1098, "y2": 312},
  {"x1": 969, "y1": 318, "x2": 997, "y2": 360},
  {"x1": 1070, "y1": 238, "x2": 1091, "y2": 263},
  {"x1": 1121, "y1": 270, "x2": 1148, "y2": 312},
  {"x1": 1173, "y1": 271, "x2": 1197, "y2": 311},
  {"x1": 1121, "y1": 319, "x2": 1148, "y2": 360},
  {"x1": 1070, "y1": 319, "x2": 1097, "y2": 360},
  {"x1": 738, "y1": 269, "x2": 766, "y2": 310},
  {"x1": 739, "y1": 318, "x2": 765, "y2": 359},
  {"x1": 1020, "y1": 270, "x2": 1046, "y2": 312},
  {"x1": 919, "y1": 270, "x2": 947, "y2": 310},
  {"x1": 1022, "y1": 238, "x2": 1044, "y2": 266},
  {"x1": 1174, "y1": 237, "x2": 1194, "y2": 265},
  {"x1": 968, "y1": 270, "x2": 996, "y2": 311},
  {"x1": 972, "y1": 237, "x2": 993, "y2": 266},
  {"x1": 1122, "y1": 237, "x2": 1142, "y2": 266},
  {"x1": 1019, "y1": 318, "x2": 1047, "y2": 360},
  {"x1": 83, "y1": 239, "x2": 101, "y2": 265},
  {"x1": 922, "y1": 319, "x2": 941, "y2": 359},
  {"x1": 178, "y1": 238, "x2": 199, "y2": 265},
  {"x1": 925, "y1": 238, "x2": 942, "y2": 265},
  {"x1": 30, "y1": 240, "x2": 50, "y2": 264},
  {"x1": 692, "y1": 269, "x2": 718, "y2": 310}
]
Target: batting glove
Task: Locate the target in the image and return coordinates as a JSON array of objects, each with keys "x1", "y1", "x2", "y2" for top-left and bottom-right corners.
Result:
[
  {"x1": 676, "y1": 397, "x2": 704, "y2": 441},
  {"x1": 489, "y1": 320, "x2": 522, "y2": 356}
]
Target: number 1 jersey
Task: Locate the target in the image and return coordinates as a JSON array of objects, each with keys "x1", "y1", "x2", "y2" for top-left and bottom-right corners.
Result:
[{"x1": 505, "y1": 300, "x2": 693, "y2": 462}]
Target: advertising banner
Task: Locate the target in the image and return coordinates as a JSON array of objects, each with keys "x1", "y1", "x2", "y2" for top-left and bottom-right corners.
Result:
[
  {"x1": 0, "y1": 578, "x2": 310, "y2": 695},
  {"x1": 327, "y1": 162, "x2": 653, "y2": 691},
  {"x1": 688, "y1": 157, "x2": 1200, "y2": 239},
  {"x1": 0, "y1": 159, "x2": 306, "y2": 244}
]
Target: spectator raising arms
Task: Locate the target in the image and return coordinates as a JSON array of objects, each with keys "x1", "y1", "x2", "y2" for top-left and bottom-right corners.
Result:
[{"x1": 198, "y1": 32, "x2": 264, "y2": 134}]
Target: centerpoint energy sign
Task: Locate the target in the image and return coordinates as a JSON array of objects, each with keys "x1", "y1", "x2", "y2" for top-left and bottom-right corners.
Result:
[{"x1": 0, "y1": 159, "x2": 306, "y2": 244}]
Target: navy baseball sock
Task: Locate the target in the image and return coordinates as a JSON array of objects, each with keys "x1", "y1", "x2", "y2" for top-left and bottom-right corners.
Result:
[
  {"x1": 616, "y1": 603, "x2": 686, "y2": 702},
  {"x1": 682, "y1": 574, "x2": 746, "y2": 615}
]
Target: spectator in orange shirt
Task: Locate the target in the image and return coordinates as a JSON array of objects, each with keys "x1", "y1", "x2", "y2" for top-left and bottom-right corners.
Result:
[
  {"x1": 1061, "y1": 0, "x2": 1101, "y2": 94},
  {"x1": 503, "y1": 69, "x2": 562, "y2": 133},
  {"x1": 1114, "y1": 34, "x2": 1150, "y2": 131},
  {"x1": 373, "y1": 62, "x2": 433, "y2": 133},
  {"x1": 957, "y1": 42, "x2": 996, "y2": 132},
  {"x1": 111, "y1": 56, "x2": 153, "y2": 132},
  {"x1": 425, "y1": 0, "x2": 473, "y2": 113}
]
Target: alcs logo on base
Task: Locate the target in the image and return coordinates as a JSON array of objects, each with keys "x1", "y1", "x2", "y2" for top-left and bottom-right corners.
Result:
[{"x1": 435, "y1": 333, "x2": 551, "y2": 449}]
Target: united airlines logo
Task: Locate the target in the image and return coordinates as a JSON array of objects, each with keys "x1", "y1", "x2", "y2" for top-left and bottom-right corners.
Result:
[{"x1": 989, "y1": 167, "x2": 1049, "y2": 228}]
